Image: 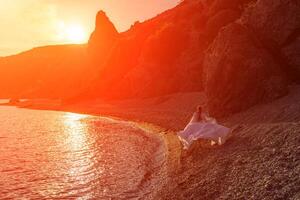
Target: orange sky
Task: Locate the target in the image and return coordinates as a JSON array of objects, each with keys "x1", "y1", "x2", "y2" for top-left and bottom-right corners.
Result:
[{"x1": 0, "y1": 0, "x2": 179, "y2": 57}]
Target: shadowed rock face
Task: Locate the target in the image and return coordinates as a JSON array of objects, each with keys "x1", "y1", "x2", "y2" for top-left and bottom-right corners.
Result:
[
  {"x1": 241, "y1": 0, "x2": 300, "y2": 47},
  {"x1": 87, "y1": 2, "x2": 206, "y2": 99},
  {"x1": 207, "y1": 0, "x2": 254, "y2": 16},
  {"x1": 112, "y1": 23, "x2": 190, "y2": 98},
  {"x1": 202, "y1": 0, "x2": 299, "y2": 117},
  {"x1": 205, "y1": 9, "x2": 241, "y2": 42},
  {"x1": 282, "y1": 36, "x2": 300, "y2": 77},
  {"x1": 240, "y1": 0, "x2": 300, "y2": 81},
  {"x1": 203, "y1": 23, "x2": 288, "y2": 117}
]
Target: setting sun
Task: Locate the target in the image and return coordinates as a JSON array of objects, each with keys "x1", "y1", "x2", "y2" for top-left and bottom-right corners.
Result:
[
  {"x1": 66, "y1": 24, "x2": 87, "y2": 43},
  {"x1": 57, "y1": 22, "x2": 88, "y2": 44}
]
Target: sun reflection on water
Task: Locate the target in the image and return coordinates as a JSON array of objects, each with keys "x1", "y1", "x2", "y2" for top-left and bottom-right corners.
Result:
[
  {"x1": 63, "y1": 113, "x2": 89, "y2": 151},
  {"x1": 60, "y1": 113, "x2": 97, "y2": 197},
  {"x1": 0, "y1": 108, "x2": 162, "y2": 199}
]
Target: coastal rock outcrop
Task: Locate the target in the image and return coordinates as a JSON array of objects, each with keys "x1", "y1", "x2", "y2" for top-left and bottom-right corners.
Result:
[
  {"x1": 202, "y1": 0, "x2": 300, "y2": 117},
  {"x1": 240, "y1": 0, "x2": 300, "y2": 80},
  {"x1": 203, "y1": 23, "x2": 287, "y2": 117}
]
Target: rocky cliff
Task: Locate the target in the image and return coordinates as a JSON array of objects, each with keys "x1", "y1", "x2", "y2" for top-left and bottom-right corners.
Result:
[
  {"x1": 85, "y1": 0, "x2": 299, "y2": 117},
  {"x1": 204, "y1": 0, "x2": 300, "y2": 117}
]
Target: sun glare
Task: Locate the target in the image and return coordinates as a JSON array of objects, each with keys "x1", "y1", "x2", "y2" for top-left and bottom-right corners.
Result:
[
  {"x1": 66, "y1": 25, "x2": 86, "y2": 43},
  {"x1": 57, "y1": 22, "x2": 88, "y2": 44}
]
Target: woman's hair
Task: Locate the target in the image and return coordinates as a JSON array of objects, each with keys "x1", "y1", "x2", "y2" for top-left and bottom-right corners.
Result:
[{"x1": 197, "y1": 105, "x2": 202, "y2": 113}]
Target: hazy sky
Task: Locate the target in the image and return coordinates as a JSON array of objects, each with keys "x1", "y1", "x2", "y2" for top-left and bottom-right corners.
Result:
[{"x1": 0, "y1": 0, "x2": 179, "y2": 56}]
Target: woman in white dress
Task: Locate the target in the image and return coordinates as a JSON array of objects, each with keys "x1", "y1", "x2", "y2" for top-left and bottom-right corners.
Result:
[{"x1": 178, "y1": 106, "x2": 231, "y2": 149}]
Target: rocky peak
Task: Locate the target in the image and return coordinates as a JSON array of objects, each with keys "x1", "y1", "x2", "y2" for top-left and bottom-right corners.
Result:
[
  {"x1": 94, "y1": 11, "x2": 118, "y2": 35},
  {"x1": 88, "y1": 11, "x2": 119, "y2": 65}
]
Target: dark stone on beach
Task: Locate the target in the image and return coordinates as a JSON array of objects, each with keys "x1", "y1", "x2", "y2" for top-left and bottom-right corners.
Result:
[{"x1": 203, "y1": 23, "x2": 287, "y2": 117}]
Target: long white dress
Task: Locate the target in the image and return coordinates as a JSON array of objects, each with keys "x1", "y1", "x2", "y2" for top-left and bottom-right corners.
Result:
[{"x1": 177, "y1": 112, "x2": 230, "y2": 149}]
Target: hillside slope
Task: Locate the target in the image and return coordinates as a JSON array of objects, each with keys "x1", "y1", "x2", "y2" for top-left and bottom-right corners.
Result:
[{"x1": 0, "y1": 45, "x2": 89, "y2": 98}]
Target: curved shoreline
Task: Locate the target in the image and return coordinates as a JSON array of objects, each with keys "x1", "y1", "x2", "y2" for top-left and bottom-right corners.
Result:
[
  {"x1": 0, "y1": 107, "x2": 179, "y2": 199},
  {"x1": 2, "y1": 86, "x2": 300, "y2": 199}
]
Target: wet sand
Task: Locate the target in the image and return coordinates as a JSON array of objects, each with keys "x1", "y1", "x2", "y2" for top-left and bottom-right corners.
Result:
[{"x1": 10, "y1": 85, "x2": 300, "y2": 199}]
